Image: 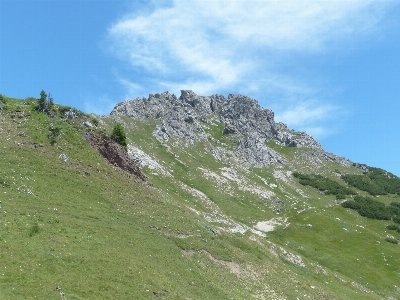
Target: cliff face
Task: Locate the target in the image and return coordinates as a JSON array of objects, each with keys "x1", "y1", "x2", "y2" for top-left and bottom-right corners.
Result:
[
  {"x1": 111, "y1": 90, "x2": 347, "y2": 168},
  {"x1": 111, "y1": 90, "x2": 276, "y2": 140}
]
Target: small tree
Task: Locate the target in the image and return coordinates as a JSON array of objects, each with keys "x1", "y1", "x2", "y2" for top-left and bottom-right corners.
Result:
[
  {"x1": 47, "y1": 93, "x2": 54, "y2": 109},
  {"x1": 111, "y1": 123, "x2": 127, "y2": 151},
  {"x1": 37, "y1": 90, "x2": 54, "y2": 112},
  {"x1": 38, "y1": 90, "x2": 47, "y2": 111}
]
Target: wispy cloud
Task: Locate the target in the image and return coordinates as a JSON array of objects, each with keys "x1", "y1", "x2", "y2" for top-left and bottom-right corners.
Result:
[
  {"x1": 83, "y1": 94, "x2": 116, "y2": 116},
  {"x1": 106, "y1": 0, "x2": 392, "y2": 136},
  {"x1": 274, "y1": 99, "x2": 347, "y2": 139}
]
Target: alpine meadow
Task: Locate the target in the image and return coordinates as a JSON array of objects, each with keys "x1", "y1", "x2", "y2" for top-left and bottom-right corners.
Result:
[{"x1": 0, "y1": 91, "x2": 399, "y2": 299}]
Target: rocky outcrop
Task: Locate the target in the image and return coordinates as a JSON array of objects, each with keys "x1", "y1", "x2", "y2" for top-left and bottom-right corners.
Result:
[
  {"x1": 111, "y1": 90, "x2": 341, "y2": 168},
  {"x1": 275, "y1": 122, "x2": 321, "y2": 149},
  {"x1": 82, "y1": 131, "x2": 147, "y2": 181},
  {"x1": 236, "y1": 136, "x2": 285, "y2": 167},
  {"x1": 111, "y1": 91, "x2": 277, "y2": 145}
]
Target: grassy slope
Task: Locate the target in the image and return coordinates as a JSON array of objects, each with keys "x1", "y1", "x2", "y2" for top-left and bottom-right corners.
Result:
[{"x1": 0, "y1": 96, "x2": 399, "y2": 299}]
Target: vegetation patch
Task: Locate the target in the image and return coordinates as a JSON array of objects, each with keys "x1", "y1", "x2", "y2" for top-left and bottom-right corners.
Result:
[
  {"x1": 265, "y1": 140, "x2": 296, "y2": 157},
  {"x1": 293, "y1": 172, "x2": 357, "y2": 197},
  {"x1": 342, "y1": 167, "x2": 400, "y2": 196},
  {"x1": 385, "y1": 237, "x2": 398, "y2": 244},
  {"x1": 28, "y1": 223, "x2": 40, "y2": 237},
  {"x1": 110, "y1": 123, "x2": 128, "y2": 151},
  {"x1": 386, "y1": 224, "x2": 399, "y2": 231},
  {"x1": 341, "y1": 195, "x2": 400, "y2": 220}
]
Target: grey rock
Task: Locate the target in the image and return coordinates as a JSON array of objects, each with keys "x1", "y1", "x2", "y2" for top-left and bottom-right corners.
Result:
[
  {"x1": 59, "y1": 153, "x2": 69, "y2": 162},
  {"x1": 275, "y1": 122, "x2": 321, "y2": 149},
  {"x1": 110, "y1": 90, "x2": 347, "y2": 168},
  {"x1": 83, "y1": 121, "x2": 93, "y2": 128},
  {"x1": 64, "y1": 110, "x2": 79, "y2": 120},
  {"x1": 236, "y1": 136, "x2": 285, "y2": 167}
]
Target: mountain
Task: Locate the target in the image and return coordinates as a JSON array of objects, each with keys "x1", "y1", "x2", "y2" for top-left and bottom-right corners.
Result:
[{"x1": 0, "y1": 92, "x2": 399, "y2": 299}]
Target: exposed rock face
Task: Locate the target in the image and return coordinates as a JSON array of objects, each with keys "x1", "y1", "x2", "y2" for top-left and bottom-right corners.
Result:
[
  {"x1": 111, "y1": 91, "x2": 277, "y2": 144},
  {"x1": 111, "y1": 90, "x2": 341, "y2": 167},
  {"x1": 275, "y1": 123, "x2": 321, "y2": 149},
  {"x1": 127, "y1": 145, "x2": 172, "y2": 177},
  {"x1": 82, "y1": 131, "x2": 147, "y2": 181},
  {"x1": 236, "y1": 136, "x2": 285, "y2": 167}
]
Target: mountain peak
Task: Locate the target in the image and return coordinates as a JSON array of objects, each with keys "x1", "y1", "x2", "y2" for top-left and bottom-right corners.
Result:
[{"x1": 111, "y1": 91, "x2": 348, "y2": 168}]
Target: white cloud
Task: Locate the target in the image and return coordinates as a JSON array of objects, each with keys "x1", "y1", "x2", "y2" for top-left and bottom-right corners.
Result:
[
  {"x1": 83, "y1": 94, "x2": 116, "y2": 116},
  {"x1": 106, "y1": 0, "x2": 393, "y2": 134},
  {"x1": 274, "y1": 99, "x2": 344, "y2": 139},
  {"x1": 275, "y1": 101, "x2": 338, "y2": 127}
]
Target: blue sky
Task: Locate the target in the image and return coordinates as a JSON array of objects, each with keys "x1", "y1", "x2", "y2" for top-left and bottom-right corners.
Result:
[{"x1": 1, "y1": 0, "x2": 400, "y2": 176}]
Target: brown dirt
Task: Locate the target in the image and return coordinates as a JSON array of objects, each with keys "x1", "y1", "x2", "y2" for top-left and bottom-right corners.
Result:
[{"x1": 82, "y1": 131, "x2": 147, "y2": 181}]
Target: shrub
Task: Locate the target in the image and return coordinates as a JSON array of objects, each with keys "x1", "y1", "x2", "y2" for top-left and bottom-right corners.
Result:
[
  {"x1": 341, "y1": 200, "x2": 360, "y2": 210},
  {"x1": 386, "y1": 224, "x2": 399, "y2": 230},
  {"x1": 38, "y1": 90, "x2": 47, "y2": 111},
  {"x1": 48, "y1": 123, "x2": 61, "y2": 145},
  {"x1": 293, "y1": 172, "x2": 356, "y2": 196},
  {"x1": 37, "y1": 90, "x2": 55, "y2": 113},
  {"x1": 342, "y1": 196, "x2": 394, "y2": 220},
  {"x1": 28, "y1": 224, "x2": 40, "y2": 237},
  {"x1": 336, "y1": 194, "x2": 346, "y2": 200},
  {"x1": 393, "y1": 215, "x2": 400, "y2": 224},
  {"x1": 91, "y1": 117, "x2": 99, "y2": 127},
  {"x1": 59, "y1": 105, "x2": 73, "y2": 115},
  {"x1": 342, "y1": 167, "x2": 400, "y2": 196},
  {"x1": 385, "y1": 237, "x2": 398, "y2": 244},
  {"x1": 111, "y1": 123, "x2": 127, "y2": 151},
  {"x1": 391, "y1": 201, "x2": 400, "y2": 208}
]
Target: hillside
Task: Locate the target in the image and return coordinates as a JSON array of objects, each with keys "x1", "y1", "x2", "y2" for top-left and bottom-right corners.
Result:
[{"x1": 0, "y1": 92, "x2": 399, "y2": 299}]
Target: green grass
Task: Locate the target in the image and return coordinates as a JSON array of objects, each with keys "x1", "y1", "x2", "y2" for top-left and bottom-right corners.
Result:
[
  {"x1": 265, "y1": 140, "x2": 297, "y2": 158},
  {"x1": 1, "y1": 96, "x2": 399, "y2": 299}
]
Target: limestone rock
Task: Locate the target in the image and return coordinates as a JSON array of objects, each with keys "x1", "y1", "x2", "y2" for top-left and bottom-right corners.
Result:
[
  {"x1": 110, "y1": 90, "x2": 344, "y2": 168},
  {"x1": 236, "y1": 136, "x2": 285, "y2": 167}
]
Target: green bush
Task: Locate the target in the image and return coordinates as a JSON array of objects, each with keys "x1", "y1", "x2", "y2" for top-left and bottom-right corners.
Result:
[
  {"x1": 391, "y1": 201, "x2": 400, "y2": 208},
  {"x1": 336, "y1": 194, "x2": 346, "y2": 200},
  {"x1": 91, "y1": 117, "x2": 99, "y2": 127},
  {"x1": 293, "y1": 172, "x2": 356, "y2": 196},
  {"x1": 59, "y1": 105, "x2": 73, "y2": 115},
  {"x1": 37, "y1": 90, "x2": 47, "y2": 111},
  {"x1": 37, "y1": 90, "x2": 55, "y2": 113},
  {"x1": 111, "y1": 123, "x2": 127, "y2": 151},
  {"x1": 393, "y1": 215, "x2": 400, "y2": 224},
  {"x1": 341, "y1": 200, "x2": 360, "y2": 210},
  {"x1": 385, "y1": 237, "x2": 398, "y2": 244},
  {"x1": 342, "y1": 196, "x2": 394, "y2": 220},
  {"x1": 48, "y1": 123, "x2": 61, "y2": 145},
  {"x1": 342, "y1": 167, "x2": 400, "y2": 196},
  {"x1": 28, "y1": 224, "x2": 40, "y2": 237},
  {"x1": 386, "y1": 224, "x2": 399, "y2": 231}
]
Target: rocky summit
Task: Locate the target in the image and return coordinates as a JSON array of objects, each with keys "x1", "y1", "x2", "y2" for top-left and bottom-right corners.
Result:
[{"x1": 111, "y1": 90, "x2": 346, "y2": 168}]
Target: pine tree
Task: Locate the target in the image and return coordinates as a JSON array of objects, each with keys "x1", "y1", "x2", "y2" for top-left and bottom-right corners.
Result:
[{"x1": 38, "y1": 90, "x2": 47, "y2": 111}]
